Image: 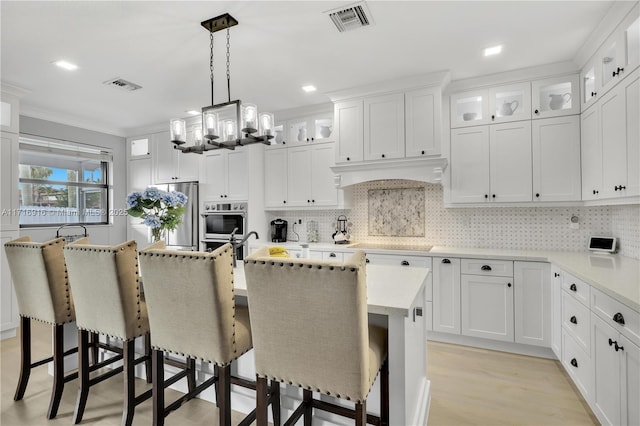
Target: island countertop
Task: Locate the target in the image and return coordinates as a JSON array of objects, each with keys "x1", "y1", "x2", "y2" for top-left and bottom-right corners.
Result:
[{"x1": 233, "y1": 264, "x2": 430, "y2": 317}]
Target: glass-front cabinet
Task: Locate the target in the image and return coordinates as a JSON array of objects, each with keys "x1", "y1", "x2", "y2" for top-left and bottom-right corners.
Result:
[
  {"x1": 581, "y1": 59, "x2": 599, "y2": 111},
  {"x1": 286, "y1": 112, "x2": 334, "y2": 146},
  {"x1": 531, "y1": 74, "x2": 580, "y2": 119},
  {"x1": 450, "y1": 89, "x2": 489, "y2": 128},
  {"x1": 598, "y1": 8, "x2": 639, "y2": 95},
  {"x1": 488, "y1": 82, "x2": 531, "y2": 123}
]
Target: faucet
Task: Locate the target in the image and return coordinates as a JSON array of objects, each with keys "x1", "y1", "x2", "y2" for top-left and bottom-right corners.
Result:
[{"x1": 229, "y1": 229, "x2": 259, "y2": 267}]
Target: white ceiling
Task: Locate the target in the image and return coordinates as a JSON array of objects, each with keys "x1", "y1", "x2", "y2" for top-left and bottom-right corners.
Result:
[{"x1": 1, "y1": 1, "x2": 617, "y2": 137}]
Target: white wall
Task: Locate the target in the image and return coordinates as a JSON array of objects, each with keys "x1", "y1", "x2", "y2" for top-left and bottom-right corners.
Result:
[{"x1": 19, "y1": 116, "x2": 127, "y2": 245}]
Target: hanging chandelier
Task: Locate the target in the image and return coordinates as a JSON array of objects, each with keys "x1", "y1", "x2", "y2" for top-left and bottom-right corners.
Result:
[{"x1": 170, "y1": 13, "x2": 274, "y2": 153}]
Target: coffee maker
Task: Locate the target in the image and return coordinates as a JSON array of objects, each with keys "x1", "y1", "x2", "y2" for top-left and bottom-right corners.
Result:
[{"x1": 270, "y1": 219, "x2": 288, "y2": 242}]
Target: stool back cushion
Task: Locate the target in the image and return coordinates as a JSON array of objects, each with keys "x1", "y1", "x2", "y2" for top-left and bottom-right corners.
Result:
[
  {"x1": 64, "y1": 240, "x2": 148, "y2": 339},
  {"x1": 139, "y1": 243, "x2": 242, "y2": 365},
  {"x1": 4, "y1": 236, "x2": 74, "y2": 324},
  {"x1": 244, "y1": 248, "x2": 370, "y2": 401}
]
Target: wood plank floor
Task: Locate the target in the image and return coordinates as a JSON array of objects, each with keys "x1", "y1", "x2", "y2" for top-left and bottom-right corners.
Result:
[{"x1": 1, "y1": 321, "x2": 598, "y2": 425}]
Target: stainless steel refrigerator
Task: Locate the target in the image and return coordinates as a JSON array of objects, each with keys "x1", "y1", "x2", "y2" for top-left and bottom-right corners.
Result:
[{"x1": 156, "y1": 182, "x2": 199, "y2": 250}]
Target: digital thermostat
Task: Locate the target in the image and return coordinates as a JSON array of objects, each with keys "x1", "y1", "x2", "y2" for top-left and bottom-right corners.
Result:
[{"x1": 588, "y1": 236, "x2": 617, "y2": 253}]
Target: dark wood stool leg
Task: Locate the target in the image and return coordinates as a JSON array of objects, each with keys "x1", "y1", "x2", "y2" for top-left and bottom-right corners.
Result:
[
  {"x1": 47, "y1": 324, "x2": 65, "y2": 419},
  {"x1": 256, "y1": 376, "x2": 269, "y2": 426},
  {"x1": 303, "y1": 389, "x2": 312, "y2": 426},
  {"x1": 186, "y1": 357, "x2": 196, "y2": 393},
  {"x1": 144, "y1": 333, "x2": 152, "y2": 384},
  {"x1": 122, "y1": 339, "x2": 136, "y2": 426},
  {"x1": 270, "y1": 380, "x2": 281, "y2": 426},
  {"x1": 217, "y1": 364, "x2": 231, "y2": 426},
  {"x1": 381, "y1": 358, "x2": 389, "y2": 426},
  {"x1": 73, "y1": 329, "x2": 90, "y2": 424},
  {"x1": 14, "y1": 316, "x2": 31, "y2": 401},
  {"x1": 355, "y1": 401, "x2": 366, "y2": 426},
  {"x1": 152, "y1": 349, "x2": 165, "y2": 426},
  {"x1": 89, "y1": 332, "x2": 99, "y2": 365}
]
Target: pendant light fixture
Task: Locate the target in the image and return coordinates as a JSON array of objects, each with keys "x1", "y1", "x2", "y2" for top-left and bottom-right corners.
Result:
[{"x1": 170, "y1": 13, "x2": 274, "y2": 153}]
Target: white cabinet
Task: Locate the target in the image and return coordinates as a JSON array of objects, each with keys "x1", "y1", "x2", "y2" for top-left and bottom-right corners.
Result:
[
  {"x1": 514, "y1": 262, "x2": 550, "y2": 347},
  {"x1": 127, "y1": 136, "x2": 150, "y2": 159},
  {"x1": 1, "y1": 132, "x2": 19, "y2": 231},
  {"x1": 461, "y1": 274, "x2": 514, "y2": 342},
  {"x1": 405, "y1": 86, "x2": 441, "y2": 157},
  {"x1": 286, "y1": 112, "x2": 334, "y2": 146},
  {"x1": 432, "y1": 257, "x2": 461, "y2": 335},
  {"x1": 264, "y1": 147, "x2": 288, "y2": 208},
  {"x1": 287, "y1": 143, "x2": 338, "y2": 207},
  {"x1": 364, "y1": 93, "x2": 405, "y2": 161},
  {"x1": 531, "y1": 115, "x2": 581, "y2": 202},
  {"x1": 581, "y1": 58, "x2": 600, "y2": 111},
  {"x1": 581, "y1": 103, "x2": 603, "y2": 199},
  {"x1": 598, "y1": 8, "x2": 639, "y2": 97},
  {"x1": 450, "y1": 121, "x2": 532, "y2": 203},
  {"x1": 450, "y1": 89, "x2": 489, "y2": 128},
  {"x1": 489, "y1": 82, "x2": 532, "y2": 123},
  {"x1": 550, "y1": 265, "x2": 563, "y2": 358},
  {"x1": 203, "y1": 150, "x2": 248, "y2": 201},
  {"x1": 531, "y1": 74, "x2": 580, "y2": 119},
  {"x1": 334, "y1": 100, "x2": 364, "y2": 163},
  {"x1": 152, "y1": 131, "x2": 200, "y2": 184}
]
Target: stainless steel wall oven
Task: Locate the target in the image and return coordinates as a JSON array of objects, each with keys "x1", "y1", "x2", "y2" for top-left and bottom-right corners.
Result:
[{"x1": 201, "y1": 202, "x2": 247, "y2": 259}]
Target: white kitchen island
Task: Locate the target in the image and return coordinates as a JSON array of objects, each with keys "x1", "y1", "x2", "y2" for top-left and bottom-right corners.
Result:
[{"x1": 225, "y1": 264, "x2": 431, "y2": 426}]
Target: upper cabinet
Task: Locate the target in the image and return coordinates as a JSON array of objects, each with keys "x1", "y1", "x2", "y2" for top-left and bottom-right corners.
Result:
[
  {"x1": 405, "y1": 87, "x2": 442, "y2": 157},
  {"x1": 286, "y1": 112, "x2": 334, "y2": 146},
  {"x1": 531, "y1": 75, "x2": 580, "y2": 119},
  {"x1": 151, "y1": 131, "x2": 200, "y2": 184},
  {"x1": 364, "y1": 92, "x2": 405, "y2": 161},
  {"x1": 334, "y1": 99, "x2": 364, "y2": 163},
  {"x1": 450, "y1": 89, "x2": 489, "y2": 128},
  {"x1": 451, "y1": 83, "x2": 531, "y2": 128},
  {"x1": 127, "y1": 136, "x2": 150, "y2": 159},
  {"x1": 202, "y1": 149, "x2": 248, "y2": 201}
]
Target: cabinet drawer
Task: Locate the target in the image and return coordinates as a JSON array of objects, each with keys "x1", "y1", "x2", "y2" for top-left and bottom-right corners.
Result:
[
  {"x1": 562, "y1": 291, "x2": 591, "y2": 353},
  {"x1": 562, "y1": 272, "x2": 591, "y2": 307},
  {"x1": 561, "y1": 329, "x2": 593, "y2": 403},
  {"x1": 591, "y1": 287, "x2": 640, "y2": 346},
  {"x1": 365, "y1": 253, "x2": 430, "y2": 268},
  {"x1": 321, "y1": 251, "x2": 344, "y2": 262},
  {"x1": 461, "y1": 258, "x2": 513, "y2": 277}
]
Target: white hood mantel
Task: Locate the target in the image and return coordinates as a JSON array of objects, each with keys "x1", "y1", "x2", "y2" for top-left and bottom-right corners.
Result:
[{"x1": 331, "y1": 157, "x2": 448, "y2": 188}]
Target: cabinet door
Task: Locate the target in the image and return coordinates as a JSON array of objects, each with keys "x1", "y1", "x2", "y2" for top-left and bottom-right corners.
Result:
[
  {"x1": 489, "y1": 121, "x2": 532, "y2": 202},
  {"x1": 450, "y1": 89, "x2": 489, "y2": 128},
  {"x1": 450, "y1": 127, "x2": 490, "y2": 203},
  {"x1": 364, "y1": 93, "x2": 405, "y2": 161},
  {"x1": 532, "y1": 75, "x2": 580, "y2": 119},
  {"x1": 226, "y1": 150, "x2": 249, "y2": 200},
  {"x1": 128, "y1": 158, "x2": 151, "y2": 192},
  {"x1": 310, "y1": 143, "x2": 338, "y2": 206},
  {"x1": 532, "y1": 116, "x2": 581, "y2": 202},
  {"x1": 551, "y1": 265, "x2": 563, "y2": 358},
  {"x1": 264, "y1": 148, "x2": 288, "y2": 208},
  {"x1": 405, "y1": 87, "x2": 440, "y2": 157},
  {"x1": 488, "y1": 82, "x2": 531, "y2": 123},
  {"x1": 432, "y1": 257, "x2": 461, "y2": 334},
  {"x1": 625, "y1": 71, "x2": 640, "y2": 197},
  {"x1": 0, "y1": 132, "x2": 19, "y2": 231},
  {"x1": 581, "y1": 58, "x2": 600, "y2": 111},
  {"x1": 461, "y1": 274, "x2": 514, "y2": 342},
  {"x1": 600, "y1": 31, "x2": 626, "y2": 94},
  {"x1": 152, "y1": 131, "x2": 176, "y2": 184},
  {"x1": 204, "y1": 151, "x2": 227, "y2": 201},
  {"x1": 621, "y1": 335, "x2": 640, "y2": 426},
  {"x1": 592, "y1": 314, "x2": 622, "y2": 426},
  {"x1": 580, "y1": 105, "x2": 603, "y2": 200},
  {"x1": 312, "y1": 112, "x2": 334, "y2": 143},
  {"x1": 175, "y1": 148, "x2": 200, "y2": 182},
  {"x1": 127, "y1": 136, "x2": 150, "y2": 159},
  {"x1": 287, "y1": 118, "x2": 310, "y2": 146},
  {"x1": 514, "y1": 262, "x2": 550, "y2": 347},
  {"x1": 334, "y1": 100, "x2": 363, "y2": 163},
  {"x1": 287, "y1": 146, "x2": 312, "y2": 206},
  {"x1": 623, "y1": 11, "x2": 640, "y2": 74},
  {"x1": 600, "y1": 83, "x2": 627, "y2": 199}
]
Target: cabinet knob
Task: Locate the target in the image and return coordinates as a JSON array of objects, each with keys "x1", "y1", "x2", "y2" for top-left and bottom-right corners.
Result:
[
  {"x1": 554, "y1": 272, "x2": 560, "y2": 277},
  {"x1": 609, "y1": 338, "x2": 615, "y2": 346},
  {"x1": 570, "y1": 315, "x2": 577, "y2": 324},
  {"x1": 283, "y1": 200, "x2": 286, "y2": 204},
  {"x1": 306, "y1": 138, "x2": 310, "y2": 142},
  {"x1": 593, "y1": 189, "x2": 597, "y2": 195},
  {"x1": 312, "y1": 200, "x2": 315, "y2": 203},
  {"x1": 535, "y1": 193, "x2": 540, "y2": 198},
  {"x1": 421, "y1": 150, "x2": 425, "y2": 155},
  {"x1": 311, "y1": 137, "x2": 314, "y2": 141},
  {"x1": 492, "y1": 194, "x2": 496, "y2": 198},
  {"x1": 507, "y1": 282, "x2": 512, "y2": 288},
  {"x1": 570, "y1": 283, "x2": 577, "y2": 292},
  {"x1": 282, "y1": 141, "x2": 286, "y2": 145},
  {"x1": 365, "y1": 258, "x2": 370, "y2": 263},
  {"x1": 307, "y1": 200, "x2": 311, "y2": 203},
  {"x1": 346, "y1": 157, "x2": 350, "y2": 161},
  {"x1": 381, "y1": 154, "x2": 386, "y2": 158},
  {"x1": 570, "y1": 358, "x2": 578, "y2": 368},
  {"x1": 484, "y1": 194, "x2": 488, "y2": 199},
  {"x1": 615, "y1": 342, "x2": 625, "y2": 352},
  {"x1": 401, "y1": 260, "x2": 410, "y2": 266},
  {"x1": 615, "y1": 185, "x2": 620, "y2": 191},
  {"x1": 481, "y1": 265, "x2": 492, "y2": 271},
  {"x1": 442, "y1": 258, "x2": 451, "y2": 264},
  {"x1": 613, "y1": 312, "x2": 625, "y2": 325},
  {"x1": 534, "y1": 109, "x2": 539, "y2": 115},
  {"x1": 329, "y1": 253, "x2": 336, "y2": 258},
  {"x1": 491, "y1": 115, "x2": 495, "y2": 120}
]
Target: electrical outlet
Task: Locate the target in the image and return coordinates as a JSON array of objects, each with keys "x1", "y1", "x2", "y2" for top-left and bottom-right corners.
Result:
[{"x1": 570, "y1": 215, "x2": 579, "y2": 229}]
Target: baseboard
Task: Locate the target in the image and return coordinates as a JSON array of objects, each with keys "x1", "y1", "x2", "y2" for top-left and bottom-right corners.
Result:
[{"x1": 427, "y1": 331, "x2": 557, "y2": 359}]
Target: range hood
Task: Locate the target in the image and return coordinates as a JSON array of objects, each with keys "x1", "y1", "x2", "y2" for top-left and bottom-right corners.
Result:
[{"x1": 331, "y1": 157, "x2": 448, "y2": 188}]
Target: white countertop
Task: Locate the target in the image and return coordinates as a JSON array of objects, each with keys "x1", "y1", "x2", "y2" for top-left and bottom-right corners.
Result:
[{"x1": 233, "y1": 264, "x2": 430, "y2": 317}]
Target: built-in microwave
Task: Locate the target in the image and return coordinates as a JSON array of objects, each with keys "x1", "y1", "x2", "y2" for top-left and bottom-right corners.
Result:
[{"x1": 202, "y1": 202, "x2": 247, "y2": 239}]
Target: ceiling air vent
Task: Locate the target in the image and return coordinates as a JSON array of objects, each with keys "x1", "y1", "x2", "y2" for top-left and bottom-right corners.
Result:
[
  {"x1": 103, "y1": 77, "x2": 142, "y2": 92},
  {"x1": 326, "y1": 1, "x2": 373, "y2": 33}
]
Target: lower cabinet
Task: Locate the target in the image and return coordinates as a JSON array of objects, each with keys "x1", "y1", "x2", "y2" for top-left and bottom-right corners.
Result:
[
  {"x1": 550, "y1": 265, "x2": 563, "y2": 358},
  {"x1": 461, "y1": 274, "x2": 514, "y2": 342},
  {"x1": 514, "y1": 261, "x2": 550, "y2": 347},
  {"x1": 432, "y1": 257, "x2": 461, "y2": 334}
]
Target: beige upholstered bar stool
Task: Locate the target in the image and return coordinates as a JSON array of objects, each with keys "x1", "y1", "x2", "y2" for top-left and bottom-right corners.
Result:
[
  {"x1": 244, "y1": 248, "x2": 389, "y2": 426},
  {"x1": 63, "y1": 238, "x2": 152, "y2": 426},
  {"x1": 139, "y1": 241, "x2": 269, "y2": 426},
  {"x1": 4, "y1": 236, "x2": 81, "y2": 419}
]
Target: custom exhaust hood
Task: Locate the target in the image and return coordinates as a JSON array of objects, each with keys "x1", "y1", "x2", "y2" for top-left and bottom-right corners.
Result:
[{"x1": 331, "y1": 157, "x2": 448, "y2": 188}]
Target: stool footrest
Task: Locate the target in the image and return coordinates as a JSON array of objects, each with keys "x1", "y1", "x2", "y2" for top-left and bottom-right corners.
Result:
[{"x1": 164, "y1": 374, "x2": 217, "y2": 415}]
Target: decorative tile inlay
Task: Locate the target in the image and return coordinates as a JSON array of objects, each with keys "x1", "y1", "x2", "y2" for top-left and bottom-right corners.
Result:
[{"x1": 368, "y1": 188, "x2": 425, "y2": 236}]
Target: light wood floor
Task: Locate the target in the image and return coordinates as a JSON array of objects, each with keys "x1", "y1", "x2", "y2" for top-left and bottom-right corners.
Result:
[{"x1": 1, "y1": 321, "x2": 598, "y2": 425}]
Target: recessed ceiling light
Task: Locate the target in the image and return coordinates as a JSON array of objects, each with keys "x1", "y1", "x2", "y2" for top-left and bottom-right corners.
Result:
[
  {"x1": 484, "y1": 45, "x2": 502, "y2": 57},
  {"x1": 186, "y1": 110, "x2": 200, "y2": 116},
  {"x1": 53, "y1": 60, "x2": 78, "y2": 71},
  {"x1": 302, "y1": 85, "x2": 317, "y2": 93}
]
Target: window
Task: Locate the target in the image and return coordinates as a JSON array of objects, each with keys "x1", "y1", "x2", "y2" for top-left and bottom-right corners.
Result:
[{"x1": 18, "y1": 137, "x2": 112, "y2": 227}]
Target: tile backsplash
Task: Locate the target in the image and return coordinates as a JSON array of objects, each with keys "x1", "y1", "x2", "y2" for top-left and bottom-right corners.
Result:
[{"x1": 266, "y1": 180, "x2": 640, "y2": 260}]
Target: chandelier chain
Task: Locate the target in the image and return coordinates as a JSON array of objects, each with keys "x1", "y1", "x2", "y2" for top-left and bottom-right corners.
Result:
[
  {"x1": 209, "y1": 30, "x2": 214, "y2": 105},
  {"x1": 226, "y1": 27, "x2": 231, "y2": 102}
]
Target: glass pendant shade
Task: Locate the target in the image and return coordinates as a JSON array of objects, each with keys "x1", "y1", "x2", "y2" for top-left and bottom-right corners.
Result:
[
  {"x1": 241, "y1": 103, "x2": 258, "y2": 133},
  {"x1": 170, "y1": 119, "x2": 186, "y2": 144},
  {"x1": 259, "y1": 112, "x2": 275, "y2": 136},
  {"x1": 222, "y1": 119, "x2": 237, "y2": 142},
  {"x1": 203, "y1": 110, "x2": 219, "y2": 140},
  {"x1": 193, "y1": 125, "x2": 203, "y2": 146}
]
